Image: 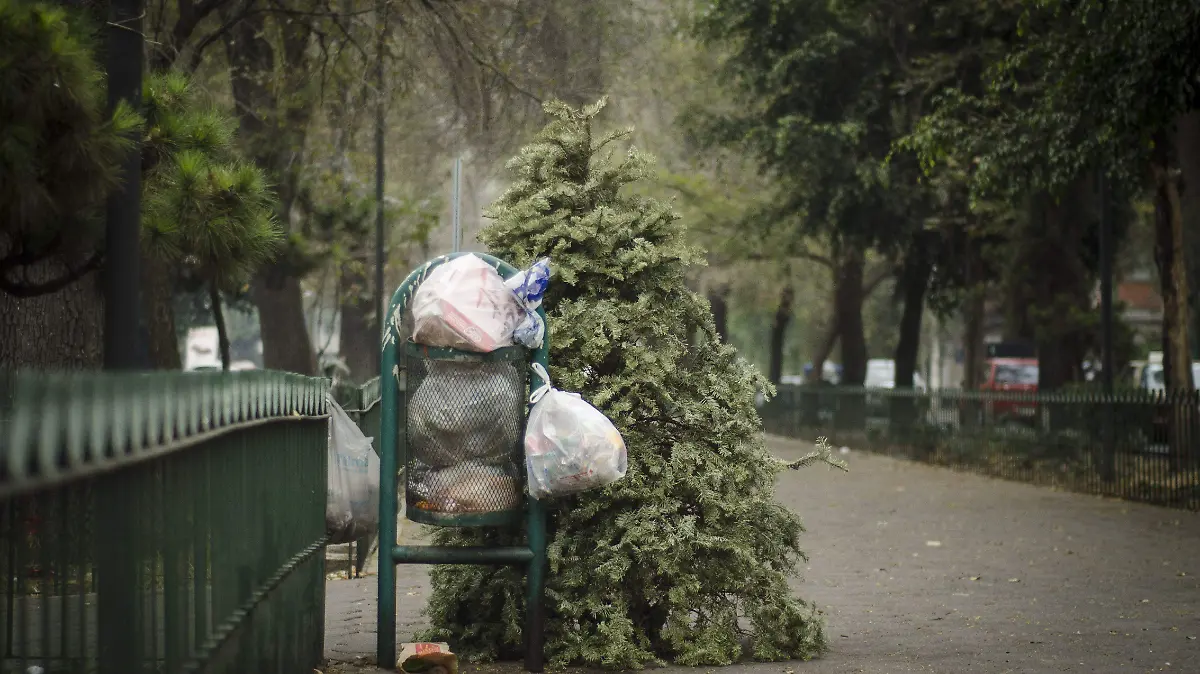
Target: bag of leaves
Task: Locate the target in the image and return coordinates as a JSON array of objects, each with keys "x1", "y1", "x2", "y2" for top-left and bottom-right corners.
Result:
[
  {"x1": 524, "y1": 363, "x2": 627, "y2": 499},
  {"x1": 326, "y1": 396, "x2": 380, "y2": 544}
]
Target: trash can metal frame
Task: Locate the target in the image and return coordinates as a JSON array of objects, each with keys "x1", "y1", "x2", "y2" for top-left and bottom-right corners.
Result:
[{"x1": 376, "y1": 252, "x2": 549, "y2": 673}]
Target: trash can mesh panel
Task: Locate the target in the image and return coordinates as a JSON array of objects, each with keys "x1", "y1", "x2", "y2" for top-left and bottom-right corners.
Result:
[{"x1": 406, "y1": 351, "x2": 527, "y2": 515}]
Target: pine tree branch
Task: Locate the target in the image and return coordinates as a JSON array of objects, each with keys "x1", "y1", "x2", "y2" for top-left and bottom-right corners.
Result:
[
  {"x1": 775, "y1": 436, "x2": 849, "y2": 472},
  {"x1": 0, "y1": 251, "x2": 104, "y2": 298},
  {"x1": 0, "y1": 233, "x2": 63, "y2": 271}
]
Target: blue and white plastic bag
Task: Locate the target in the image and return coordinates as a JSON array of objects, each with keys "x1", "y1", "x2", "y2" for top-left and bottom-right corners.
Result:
[{"x1": 505, "y1": 258, "x2": 551, "y2": 349}]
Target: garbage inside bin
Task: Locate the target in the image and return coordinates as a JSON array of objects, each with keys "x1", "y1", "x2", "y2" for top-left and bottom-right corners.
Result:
[
  {"x1": 404, "y1": 342, "x2": 527, "y2": 517},
  {"x1": 408, "y1": 361, "x2": 521, "y2": 467},
  {"x1": 409, "y1": 461, "x2": 522, "y2": 513},
  {"x1": 398, "y1": 642, "x2": 458, "y2": 674}
]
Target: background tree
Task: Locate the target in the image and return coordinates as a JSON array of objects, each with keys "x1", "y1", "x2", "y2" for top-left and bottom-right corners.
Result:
[
  {"x1": 422, "y1": 100, "x2": 832, "y2": 667},
  {"x1": 0, "y1": 0, "x2": 138, "y2": 367},
  {"x1": 140, "y1": 72, "x2": 282, "y2": 370},
  {"x1": 906, "y1": 0, "x2": 1200, "y2": 392}
]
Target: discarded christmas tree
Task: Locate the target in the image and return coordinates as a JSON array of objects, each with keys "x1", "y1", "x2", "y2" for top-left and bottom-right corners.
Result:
[{"x1": 420, "y1": 99, "x2": 830, "y2": 668}]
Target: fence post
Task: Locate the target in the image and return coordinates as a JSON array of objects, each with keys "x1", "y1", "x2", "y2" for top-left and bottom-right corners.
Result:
[{"x1": 96, "y1": 474, "x2": 141, "y2": 674}]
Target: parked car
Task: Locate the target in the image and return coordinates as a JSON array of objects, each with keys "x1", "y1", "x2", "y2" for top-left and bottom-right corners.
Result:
[
  {"x1": 1139, "y1": 361, "x2": 1200, "y2": 391},
  {"x1": 960, "y1": 357, "x2": 1039, "y2": 427},
  {"x1": 862, "y1": 359, "x2": 929, "y2": 423},
  {"x1": 864, "y1": 359, "x2": 928, "y2": 391},
  {"x1": 1135, "y1": 358, "x2": 1200, "y2": 452}
]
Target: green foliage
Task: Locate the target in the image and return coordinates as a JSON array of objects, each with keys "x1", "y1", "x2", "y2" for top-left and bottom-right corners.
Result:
[
  {"x1": 0, "y1": 0, "x2": 137, "y2": 260},
  {"x1": 689, "y1": 0, "x2": 902, "y2": 250},
  {"x1": 140, "y1": 72, "x2": 282, "y2": 292},
  {"x1": 420, "y1": 99, "x2": 828, "y2": 668},
  {"x1": 905, "y1": 0, "x2": 1200, "y2": 198}
]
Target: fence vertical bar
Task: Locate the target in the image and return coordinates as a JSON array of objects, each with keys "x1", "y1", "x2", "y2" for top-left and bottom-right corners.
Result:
[{"x1": 96, "y1": 473, "x2": 139, "y2": 674}]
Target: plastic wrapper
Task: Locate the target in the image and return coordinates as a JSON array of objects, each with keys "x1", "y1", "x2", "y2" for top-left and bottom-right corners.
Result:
[
  {"x1": 326, "y1": 397, "x2": 380, "y2": 544},
  {"x1": 409, "y1": 461, "x2": 522, "y2": 513},
  {"x1": 505, "y1": 258, "x2": 551, "y2": 348},
  {"x1": 411, "y1": 254, "x2": 523, "y2": 352},
  {"x1": 408, "y1": 361, "x2": 521, "y2": 467},
  {"x1": 524, "y1": 363, "x2": 627, "y2": 499},
  {"x1": 398, "y1": 642, "x2": 458, "y2": 674}
]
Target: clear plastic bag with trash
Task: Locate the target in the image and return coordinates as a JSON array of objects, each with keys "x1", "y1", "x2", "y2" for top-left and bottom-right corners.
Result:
[
  {"x1": 410, "y1": 254, "x2": 522, "y2": 352},
  {"x1": 409, "y1": 254, "x2": 552, "y2": 352},
  {"x1": 326, "y1": 396, "x2": 381, "y2": 544},
  {"x1": 524, "y1": 363, "x2": 628, "y2": 499}
]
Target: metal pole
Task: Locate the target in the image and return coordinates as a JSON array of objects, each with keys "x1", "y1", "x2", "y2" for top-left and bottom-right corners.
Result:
[
  {"x1": 1099, "y1": 170, "x2": 1116, "y2": 481},
  {"x1": 102, "y1": 0, "x2": 145, "y2": 370},
  {"x1": 1100, "y1": 173, "x2": 1114, "y2": 394},
  {"x1": 451, "y1": 157, "x2": 462, "y2": 253},
  {"x1": 374, "y1": 2, "x2": 387, "y2": 361},
  {"x1": 99, "y1": 4, "x2": 145, "y2": 671}
]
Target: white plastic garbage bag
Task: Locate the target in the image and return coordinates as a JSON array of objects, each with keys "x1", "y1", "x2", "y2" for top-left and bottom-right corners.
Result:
[
  {"x1": 327, "y1": 396, "x2": 381, "y2": 544},
  {"x1": 411, "y1": 254, "x2": 523, "y2": 352},
  {"x1": 524, "y1": 363, "x2": 627, "y2": 499}
]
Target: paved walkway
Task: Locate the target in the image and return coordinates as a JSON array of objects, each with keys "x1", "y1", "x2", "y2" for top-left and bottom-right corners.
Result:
[{"x1": 325, "y1": 436, "x2": 1200, "y2": 673}]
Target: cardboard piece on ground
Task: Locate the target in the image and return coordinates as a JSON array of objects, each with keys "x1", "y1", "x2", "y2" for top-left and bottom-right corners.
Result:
[{"x1": 397, "y1": 642, "x2": 458, "y2": 674}]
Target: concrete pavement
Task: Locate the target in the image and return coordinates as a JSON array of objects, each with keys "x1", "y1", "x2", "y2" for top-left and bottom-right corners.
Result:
[{"x1": 324, "y1": 435, "x2": 1200, "y2": 673}]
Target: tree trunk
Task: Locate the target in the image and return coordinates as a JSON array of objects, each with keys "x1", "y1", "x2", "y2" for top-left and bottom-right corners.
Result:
[
  {"x1": 143, "y1": 255, "x2": 182, "y2": 369},
  {"x1": 707, "y1": 284, "x2": 730, "y2": 343},
  {"x1": 1153, "y1": 123, "x2": 1193, "y2": 472},
  {"x1": 894, "y1": 249, "x2": 931, "y2": 389},
  {"x1": 892, "y1": 243, "x2": 932, "y2": 432},
  {"x1": 832, "y1": 251, "x2": 868, "y2": 432},
  {"x1": 958, "y1": 232, "x2": 986, "y2": 430},
  {"x1": 0, "y1": 266, "x2": 105, "y2": 369},
  {"x1": 1021, "y1": 184, "x2": 1092, "y2": 394},
  {"x1": 809, "y1": 316, "x2": 839, "y2": 384},
  {"x1": 1174, "y1": 110, "x2": 1200, "y2": 362},
  {"x1": 1153, "y1": 129, "x2": 1193, "y2": 394},
  {"x1": 223, "y1": 9, "x2": 317, "y2": 375},
  {"x1": 835, "y1": 252, "x2": 868, "y2": 386},
  {"x1": 339, "y1": 258, "x2": 377, "y2": 383},
  {"x1": 253, "y1": 271, "x2": 316, "y2": 374},
  {"x1": 209, "y1": 282, "x2": 231, "y2": 371},
  {"x1": 767, "y1": 285, "x2": 795, "y2": 385},
  {"x1": 963, "y1": 292, "x2": 985, "y2": 390}
]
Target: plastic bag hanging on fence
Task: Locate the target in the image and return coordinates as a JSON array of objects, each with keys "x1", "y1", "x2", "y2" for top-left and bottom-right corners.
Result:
[
  {"x1": 326, "y1": 396, "x2": 381, "y2": 544},
  {"x1": 504, "y1": 258, "x2": 551, "y2": 349},
  {"x1": 524, "y1": 363, "x2": 628, "y2": 499},
  {"x1": 411, "y1": 254, "x2": 524, "y2": 352}
]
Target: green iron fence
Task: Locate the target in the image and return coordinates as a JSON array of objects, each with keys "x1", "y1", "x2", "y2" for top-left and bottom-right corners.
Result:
[
  {"x1": 0, "y1": 370, "x2": 330, "y2": 674},
  {"x1": 761, "y1": 385, "x2": 1200, "y2": 511}
]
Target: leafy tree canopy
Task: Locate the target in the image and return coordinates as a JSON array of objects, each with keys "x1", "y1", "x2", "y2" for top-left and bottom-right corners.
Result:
[{"x1": 906, "y1": 0, "x2": 1200, "y2": 198}]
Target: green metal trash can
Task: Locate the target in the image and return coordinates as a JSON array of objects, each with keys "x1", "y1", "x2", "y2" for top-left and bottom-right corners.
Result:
[{"x1": 376, "y1": 253, "x2": 549, "y2": 673}]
